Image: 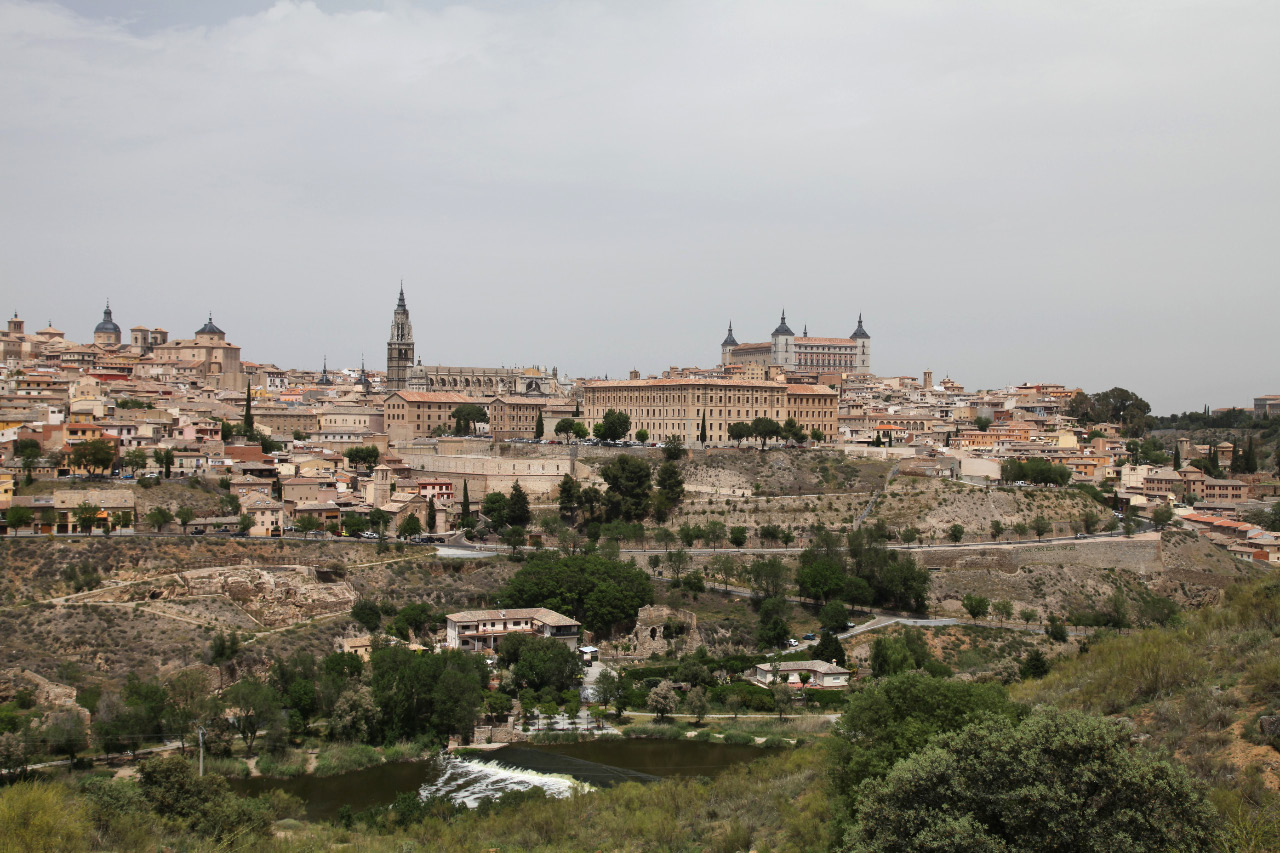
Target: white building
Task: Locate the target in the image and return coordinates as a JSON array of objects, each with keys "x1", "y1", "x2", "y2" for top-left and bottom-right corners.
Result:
[{"x1": 444, "y1": 607, "x2": 581, "y2": 652}]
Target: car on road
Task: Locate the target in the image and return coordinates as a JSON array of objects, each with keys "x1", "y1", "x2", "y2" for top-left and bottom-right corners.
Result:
[
  {"x1": 801, "y1": 633, "x2": 816, "y2": 641},
  {"x1": 786, "y1": 638, "x2": 799, "y2": 647}
]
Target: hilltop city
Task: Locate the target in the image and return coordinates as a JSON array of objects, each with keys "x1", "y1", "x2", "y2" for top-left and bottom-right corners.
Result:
[{"x1": 1, "y1": 286, "x2": 1278, "y2": 852}]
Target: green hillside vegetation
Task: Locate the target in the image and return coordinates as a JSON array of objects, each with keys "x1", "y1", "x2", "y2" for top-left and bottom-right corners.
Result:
[{"x1": 1016, "y1": 576, "x2": 1280, "y2": 852}]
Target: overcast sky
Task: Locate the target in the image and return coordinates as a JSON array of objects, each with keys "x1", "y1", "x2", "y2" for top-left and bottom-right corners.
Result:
[{"x1": 2, "y1": 1, "x2": 1277, "y2": 413}]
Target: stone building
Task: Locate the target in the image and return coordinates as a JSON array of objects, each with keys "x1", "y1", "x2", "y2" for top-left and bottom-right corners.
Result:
[
  {"x1": 583, "y1": 376, "x2": 826, "y2": 446},
  {"x1": 721, "y1": 311, "x2": 871, "y2": 375},
  {"x1": 386, "y1": 285, "x2": 414, "y2": 391},
  {"x1": 405, "y1": 363, "x2": 568, "y2": 399}
]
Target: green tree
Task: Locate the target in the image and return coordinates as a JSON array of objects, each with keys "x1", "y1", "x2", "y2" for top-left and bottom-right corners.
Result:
[
  {"x1": 947, "y1": 523, "x2": 965, "y2": 543},
  {"x1": 554, "y1": 418, "x2": 577, "y2": 441},
  {"x1": 396, "y1": 514, "x2": 423, "y2": 539},
  {"x1": 502, "y1": 551, "x2": 654, "y2": 636},
  {"x1": 757, "y1": 596, "x2": 791, "y2": 648},
  {"x1": 152, "y1": 447, "x2": 174, "y2": 479},
  {"x1": 593, "y1": 668, "x2": 622, "y2": 717},
  {"x1": 974, "y1": 415, "x2": 992, "y2": 431},
  {"x1": 699, "y1": 413, "x2": 708, "y2": 444},
  {"x1": 242, "y1": 390, "x2": 254, "y2": 433},
  {"x1": 635, "y1": 428, "x2": 649, "y2": 444},
  {"x1": 655, "y1": 460, "x2": 685, "y2": 509},
  {"x1": 294, "y1": 515, "x2": 322, "y2": 536},
  {"x1": 501, "y1": 525, "x2": 528, "y2": 554},
  {"x1": 238, "y1": 513, "x2": 254, "y2": 534},
  {"x1": 122, "y1": 447, "x2": 149, "y2": 476},
  {"x1": 5, "y1": 505, "x2": 34, "y2": 534},
  {"x1": 813, "y1": 630, "x2": 847, "y2": 667},
  {"x1": 175, "y1": 506, "x2": 195, "y2": 533},
  {"x1": 599, "y1": 454, "x2": 652, "y2": 521},
  {"x1": 481, "y1": 492, "x2": 509, "y2": 527},
  {"x1": 961, "y1": 593, "x2": 990, "y2": 620},
  {"x1": 1151, "y1": 503, "x2": 1174, "y2": 528},
  {"x1": 1080, "y1": 509, "x2": 1100, "y2": 534},
  {"x1": 751, "y1": 417, "x2": 782, "y2": 449},
  {"x1": 665, "y1": 548, "x2": 691, "y2": 583},
  {"x1": 69, "y1": 501, "x2": 98, "y2": 533},
  {"x1": 1019, "y1": 607, "x2": 1038, "y2": 626},
  {"x1": 703, "y1": 519, "x2": 727, "y2": 550},
  {"x1": 351, "y1": 599, "x2": 382, "y2": 633},
  {"x1": 594, "y1": 409, "x2": 632, "y2": 442},
  {"x1": 646, "y1": 679, "x2": 679, "y2": 722},
  {"x1": 1012, "y1": 521, "x2": 1030, "y2": 538},
  {"x1": 343, "y1": 445, "x2": 381, "y2": 468},
  {"x1": 41, "y1": 708, "x2": 88, "y2": 762},
  {"x1": 498, "y1": 633, "x2": 582, "y2": 693},
  {"x1": 869, "y1": 636, "x2": 915, "y2": 677},
  {"x1": 534, "y1": 411, "x2": 544, "y2": 440},
  {"x1": 820, "y1": 600, "x2": 850, "y2": 633},
  {"x1": 1045, "y1": 612, "x2": 1069, "y2": 642},
  {"x1": 1031, "y1": 515, "x2": 1052, "y2": 540},
  {"x1": 142, "y1": 504, "x2": 171, "y2": 532},
  {"x1": 991, "y1": 599, "x2": 1014, "y2": 624},
  {"x1": 728, "y1": 421, "x2": 753, "y2": 447},
  {"x1": 728, "y1": 525, "x2": 747, "y2": 548},
  {"x1": 662, "y1": 434, "x2": 685, "y2": 461},
  {"x1": 781, "y1": 417, "x2": 806, "y2": 444},
  {"x1": 450, "y1": 403, "x2": 489, "y2": 435},
  {"x1": 989, "y1": 519, "x2": 1004, "y2": 540},
  {"x1": 557, "y1": 475, "x2": 580, "y2": 523},
  {"x1": 829, "y1": 671, "x2": 1022, "y2": 823},
  {"x1": 460, "y1": 480, "x2": 471, "y2": 525},
  {"x1": 507, "y1": 482, "x2": 532, "y2": 527},
  {"x1": 71, "y1": 438, "x2": 116, "y2": 476},
  {"x1": 845, "y1": 709, "x2": 1221, "y2": 853},
  {"x1": 426, "y1": 497, "x2": 437, "y2": 533},
  {"x1": 810, "y1": 427, "x2": 825, "y2": 442}
]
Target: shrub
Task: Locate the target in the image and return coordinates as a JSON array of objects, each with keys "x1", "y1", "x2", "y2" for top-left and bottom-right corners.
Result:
[
  {"x1": 760, "y1": 736, "x2": 790, "y2": 748},
  {"x1": 622, "y1": 723, "x2": 684, "y2": 740},
  {"x1": 254, "y1": 750, "x2": 308, "y2": 778},
  {"x1": 314, "y1": 743, "x2": 382, "y2": 777},
  {"x1": 722, "y1": 731, "x2": 754, "y2": 745},
  {"x1": 0, "y1": 782, "x2": 91, "y2": 853}
]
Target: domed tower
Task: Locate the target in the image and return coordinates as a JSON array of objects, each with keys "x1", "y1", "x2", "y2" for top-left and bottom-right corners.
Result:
[
  {"x1": 93, "y1": 302, "x2": 122, "y2": 347},
  {"x1": 720, "y1": 321, "x2": 738, "y2": 366},
  {"x1": 195, "y1": 314, "x2": 226, "y2": 343},
  {"x1": 386, "y1": 283, "x2": 414, "y2": 391},
  {"x1": 771, "y1": 310, "x2": 796, "y2": 370},
  {"x1": 850, "y1": 313, "x2": 871, "y2": 373}
]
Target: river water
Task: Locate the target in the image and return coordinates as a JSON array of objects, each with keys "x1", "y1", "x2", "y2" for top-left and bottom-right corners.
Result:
[{"x1": 230, "y1": 740, "x2": 771, "y2": 821}]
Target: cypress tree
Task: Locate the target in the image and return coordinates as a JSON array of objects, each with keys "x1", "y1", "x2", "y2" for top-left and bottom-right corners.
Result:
[
  {"x1": 535, "y1": 411, "x2": 544, "y2": 440},
  {"x1": 460, "y1": 481, "x2": 471, "y2": 523},
  {"x1": 242, "y1": 391, "x2": 254, "y2": 434},
  {"x1": 700, "y1": 412, "x2": 708, "y2": 444},
  {"x1": 427, "y1": 497, "x2": 436, "y2": 532}
]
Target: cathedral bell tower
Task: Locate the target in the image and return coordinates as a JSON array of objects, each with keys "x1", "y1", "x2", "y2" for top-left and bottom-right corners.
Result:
[{"x1": 386, "y1": 283, "x2": 414, "y2": 391}]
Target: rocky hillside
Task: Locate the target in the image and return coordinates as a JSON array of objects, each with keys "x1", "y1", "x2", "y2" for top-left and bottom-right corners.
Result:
[{"x1": 924, "y1": 529, "x2": 1261, "y2": 619}]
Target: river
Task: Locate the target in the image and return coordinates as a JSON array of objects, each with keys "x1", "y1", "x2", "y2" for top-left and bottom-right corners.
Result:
[{"x1": 229, "y1": 740, "x2": 773, "y2": 821}]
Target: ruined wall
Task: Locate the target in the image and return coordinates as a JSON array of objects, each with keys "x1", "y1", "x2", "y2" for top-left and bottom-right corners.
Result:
[{"x1": 631, "y1": 604, "x2": 699, "y2": 657}]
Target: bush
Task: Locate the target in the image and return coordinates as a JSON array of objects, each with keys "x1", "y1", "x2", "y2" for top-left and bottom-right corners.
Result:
[
  {"x1": 722, "y1": 731, "x2": 755, "y2": 745},
  {"x1": 760, "y1": 736, "x2": 790, "y2": 749},
  {"x1": 622, "y1": 723, "x2": 684, "y2": 740},
  {"x1": 254, "y1": 750, "x2": 308, "y2": 778},
  {"x1": 0, "y1": 782, "x2": 91, "y2": 853},
  {"x1": 314, "y1": 743, "x2": 382, "y2": 776}
]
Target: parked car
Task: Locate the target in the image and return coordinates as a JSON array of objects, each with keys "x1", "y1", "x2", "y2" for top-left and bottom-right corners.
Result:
[
  {"x1": 802, "y1": 633, "x2": 816, "y2": 641},
  {"x1": 786, "y1": 638, "x2": 799, "y2": 647},
  {"x1": 190, "y1": 528, "x2": 204, "y2": 536}
]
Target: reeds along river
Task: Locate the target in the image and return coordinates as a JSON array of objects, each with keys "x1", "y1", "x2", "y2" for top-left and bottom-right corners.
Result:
[{"x1": 229, "y1": 740, "x2": 774, "y2": 821}]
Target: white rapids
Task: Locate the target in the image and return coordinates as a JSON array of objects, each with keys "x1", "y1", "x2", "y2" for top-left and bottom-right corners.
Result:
[{"x1": 419, "y1": 755, "x2": 592, "y2": 808}]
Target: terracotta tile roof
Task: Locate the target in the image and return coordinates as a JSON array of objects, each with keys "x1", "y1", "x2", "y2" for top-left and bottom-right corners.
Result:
[
  {"x1": 385, "y1": 391, "x2": 473, "y2": 404},
  {"x1": 446, "y1": 607, "x2": 580, "y2": 627},
  {"x1": 586, "y1": 377, "x2": 785, "y2": 389}
]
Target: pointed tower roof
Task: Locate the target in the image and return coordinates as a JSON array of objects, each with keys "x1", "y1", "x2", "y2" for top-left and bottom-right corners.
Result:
[
  {"x1": 318, "y1": 355, "x2": 332, "y2": 386},
  {"x1": 397, "y1": 280, "x2": 407, "y2": 311},
  {"x1": 721, "y1": 321, "x2": 738, "y2": 348},
  {"x1": 851, "y1": 313, "x2": 870, "y2": 339},
  {"x1": 772, "y1": 310, "x2": 794, "y2": 337}
]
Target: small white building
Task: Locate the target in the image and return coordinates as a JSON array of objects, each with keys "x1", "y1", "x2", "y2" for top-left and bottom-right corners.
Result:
[
  {"x1": 444, "y1": 607, "x2": 581, "y2": 652},
  {"x1": 748, "y1": 660, "x2": 852, "y2": 689}
]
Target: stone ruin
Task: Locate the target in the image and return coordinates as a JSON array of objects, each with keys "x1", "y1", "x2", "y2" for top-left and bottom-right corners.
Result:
[
  {"x1": 631, "y1": 604, "x2": 699, "y2": 657},
  {"x1": 74, "y1": 565, "x2": 357, "y2": 628}
]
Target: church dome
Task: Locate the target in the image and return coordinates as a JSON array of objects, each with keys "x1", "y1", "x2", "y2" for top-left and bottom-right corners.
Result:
[
  {"x1": 94, "y1": 304, "x2": 120, "y2": 335},
  {"x1": 196, "y1": 314, "x2": 224, "y2": 336}
]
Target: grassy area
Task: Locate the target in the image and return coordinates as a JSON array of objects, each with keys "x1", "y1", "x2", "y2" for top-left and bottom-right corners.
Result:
[{"x1": 255, "y1": 750, "x2": 309, "y2": 778}]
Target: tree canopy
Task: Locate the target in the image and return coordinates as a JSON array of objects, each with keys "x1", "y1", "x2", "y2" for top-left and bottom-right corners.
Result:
[
  {"x1": 844, "y1": 707, "x2": 1221, "y2": 853},
  {"x1": 501, "y1": 552, "x2": 653, "y2": 636}
]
